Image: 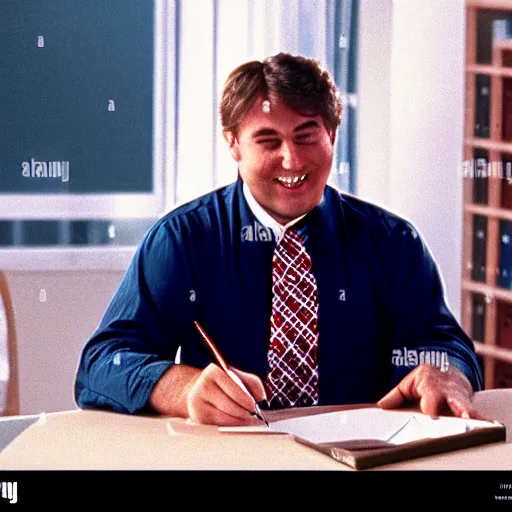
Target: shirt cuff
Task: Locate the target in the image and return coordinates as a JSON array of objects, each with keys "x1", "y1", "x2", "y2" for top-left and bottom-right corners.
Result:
[{"x1": 447, "y1": 356, "x2": 482, "y2": 392}]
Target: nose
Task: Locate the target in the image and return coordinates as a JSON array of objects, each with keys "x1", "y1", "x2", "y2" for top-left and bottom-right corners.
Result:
[{"x1": 281, "y1": 142, "x2": 302, "y2": 171}]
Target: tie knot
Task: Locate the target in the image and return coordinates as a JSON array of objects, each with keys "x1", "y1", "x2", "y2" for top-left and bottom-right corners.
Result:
[
  {"x1": 283, "y1": 227, "x2": 303, "y2": 245},
  {"x1": 275, "y1": 228, "x2": 311, "y2": 273}
]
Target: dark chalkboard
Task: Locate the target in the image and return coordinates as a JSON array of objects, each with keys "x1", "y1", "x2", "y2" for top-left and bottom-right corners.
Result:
[{"x1": 0, "y1": 0, "x2": 154, "y2": 194}]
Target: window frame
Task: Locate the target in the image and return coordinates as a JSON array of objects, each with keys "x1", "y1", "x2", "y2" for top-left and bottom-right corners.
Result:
[{"x1": 0, "y1": 0, "x2": 170, "y2": 221}]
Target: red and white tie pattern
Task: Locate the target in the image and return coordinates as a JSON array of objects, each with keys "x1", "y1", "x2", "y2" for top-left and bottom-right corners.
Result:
[{"x1": 265, "y1": 228, "x2": 319, "y2": 408}]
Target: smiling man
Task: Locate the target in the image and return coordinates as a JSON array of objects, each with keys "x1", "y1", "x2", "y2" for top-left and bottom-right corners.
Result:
[{"x1": 74, "y1": 53, "x2": 483, "y2": 425}]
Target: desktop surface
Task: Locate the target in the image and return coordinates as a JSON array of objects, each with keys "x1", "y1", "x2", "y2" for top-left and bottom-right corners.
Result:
[{"x1": 0, "y1": 405, "x2": 510, "y2": 471}]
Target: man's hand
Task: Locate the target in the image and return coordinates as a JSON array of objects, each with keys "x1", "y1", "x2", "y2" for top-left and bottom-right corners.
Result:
[
  {"x1": 149, "y1": 363, "x2": 267, "y2": 426},
  {"x1": 377, "y1": 363, "x2": 482, "y2": 419}
]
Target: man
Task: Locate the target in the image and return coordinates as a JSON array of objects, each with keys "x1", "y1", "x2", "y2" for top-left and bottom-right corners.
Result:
[{"x1": 74, "y1": 53, "x2": 483, "y2": 426}]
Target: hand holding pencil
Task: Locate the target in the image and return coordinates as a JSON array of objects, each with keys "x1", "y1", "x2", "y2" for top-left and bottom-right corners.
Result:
[
  {"x1": 193, "y1": 321, "x2": 269, "y2": 426},
  {"x1": 148, "y1": 322, "x2": 269, "y2": 426},
  {"x1": 182, "y1": 362, "x2": 268, "y2": 426}
]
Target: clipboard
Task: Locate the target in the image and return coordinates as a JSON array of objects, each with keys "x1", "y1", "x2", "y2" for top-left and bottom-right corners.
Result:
[
  {"x1": 292, "y1": 423, "x2": 506, "y2": 470},
  {"x1": 259, "y1": 404, "x2": 507, "y2": 470}
]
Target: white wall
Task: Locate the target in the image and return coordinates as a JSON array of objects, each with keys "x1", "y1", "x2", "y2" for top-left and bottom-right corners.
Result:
[
  {"x1": 8, "y1": 0, "x2": 467, "y2": 415},
  {"x1": 6, "y1": 270, "x2": 124, "y2": 414},
  {"x1": 358, "y1": 0, "x2": 465, "y2": 320}
]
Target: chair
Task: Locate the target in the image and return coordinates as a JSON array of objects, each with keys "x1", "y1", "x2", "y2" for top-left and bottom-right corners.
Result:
[
  {"x1": 472, "y1": 389, "x2": 512, "y2": 442},
  {"x1": 0, "y1": 271, "x2": 19, "y2": 416}
]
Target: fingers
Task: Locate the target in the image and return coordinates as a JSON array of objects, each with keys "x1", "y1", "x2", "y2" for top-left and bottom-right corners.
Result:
[
  {"x1": 446, "y1": 396, "x2": 471, "y2": 419},
  {"x1": 377, "y1": 386, "x2": 408, "y2": 410},
  {"x1": 447, "y1": 396, "x2": 493, "y2": 421},
  {"x1": 377, "y1": 368, "x2": 418, "y2": 409},
  {"x1": 187, "y1": 364, "x2": 263, "y2": 426},
  {"x1": 229, "y1": 367, "x2": 268, "y2": 403},
  {"x1": 188, "y1": 392, "x2": 260, "y2": 426},
  {"x1": 378, "y1": 363, "x2": 481, "y2": 419},
  {"x1": 419, "y1": 393, "x2": 445, "y2": 419}
]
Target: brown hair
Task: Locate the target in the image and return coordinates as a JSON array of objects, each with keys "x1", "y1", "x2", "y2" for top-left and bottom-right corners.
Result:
[{"x1": 219, "y1": 52, "x2": 343, "y2": 135}]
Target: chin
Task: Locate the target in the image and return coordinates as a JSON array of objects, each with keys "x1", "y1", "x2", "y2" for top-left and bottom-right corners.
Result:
[{"x1": 273, "y1": 206, "x2": 312, "y2": 224}]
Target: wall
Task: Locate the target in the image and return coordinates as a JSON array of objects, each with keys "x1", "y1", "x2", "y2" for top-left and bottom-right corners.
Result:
[
  {"x1": 6, "y1": 270, "x2": 124, "y2": 414},
  {"x1": 358, "y1": 0, "x2": 465, "y2": 320}
]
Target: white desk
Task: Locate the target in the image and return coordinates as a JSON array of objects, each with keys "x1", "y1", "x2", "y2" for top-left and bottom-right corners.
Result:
[{"x1": 0, "y1": 404, "x2": 510, "y2": 471}]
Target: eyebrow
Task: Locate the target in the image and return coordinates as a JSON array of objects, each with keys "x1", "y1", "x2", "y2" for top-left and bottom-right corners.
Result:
[
  {"x1": 252, "y1": 121, "x2": 320, "y2": 139},
  {"x1": 294, "y1": 120, "x2": 320, "y2": 132}
]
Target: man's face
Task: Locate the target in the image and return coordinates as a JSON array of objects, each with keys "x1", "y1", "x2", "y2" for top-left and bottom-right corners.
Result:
[{"x1": 226, "y1": 95, "x2": 336, "y2": 225}]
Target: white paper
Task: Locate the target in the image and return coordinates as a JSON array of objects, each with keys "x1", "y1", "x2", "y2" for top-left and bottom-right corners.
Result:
[
  {"x1": 388, "y1": 415, "x2": 497, "y2": 445},
  {"x1": 267, "y1": 408, "x2": 416, "y2": 443},
  {"x1": 218, "y1": 408, "x2": 498, "y2": 445}
]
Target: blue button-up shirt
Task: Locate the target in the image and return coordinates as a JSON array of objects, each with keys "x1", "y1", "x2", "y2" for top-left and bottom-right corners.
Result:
[{"x1": 75, "y1": 178, "x2": 483, "y2": 413}]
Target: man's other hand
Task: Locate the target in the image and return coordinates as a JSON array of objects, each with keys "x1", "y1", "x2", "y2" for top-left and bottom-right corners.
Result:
[{"x1": 377, "y1": 363, "x2": 483, "y2": 419}]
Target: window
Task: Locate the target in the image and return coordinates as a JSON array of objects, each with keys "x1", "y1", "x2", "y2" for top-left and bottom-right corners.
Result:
[{"x1": 0, "y1": 0, "x2": 358, "y2": 269}]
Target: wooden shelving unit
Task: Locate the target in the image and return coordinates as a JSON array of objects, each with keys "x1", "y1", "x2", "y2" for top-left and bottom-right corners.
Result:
[{"x1": 463, "y1": 0, "x2": 512, "y2": 389}]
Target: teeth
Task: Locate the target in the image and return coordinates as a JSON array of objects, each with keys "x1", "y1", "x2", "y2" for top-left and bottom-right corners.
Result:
[{"x1": 276, "y1": 174, "x2": 307, "y2": 185}]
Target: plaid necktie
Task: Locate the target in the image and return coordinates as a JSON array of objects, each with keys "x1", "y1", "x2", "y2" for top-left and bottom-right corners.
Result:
[{"x1": 265, "y1": 228, "x2": 319, "y2": 408}]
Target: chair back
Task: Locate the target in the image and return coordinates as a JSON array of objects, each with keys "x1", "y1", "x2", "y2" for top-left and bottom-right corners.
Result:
[{"x1": 0, "y1": 272, "x2": 19, "y2": 416}]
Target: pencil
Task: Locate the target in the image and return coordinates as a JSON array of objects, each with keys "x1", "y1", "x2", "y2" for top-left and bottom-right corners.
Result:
[{"x1": 193, "y1": 321, "x2": 269, "y2": 426}]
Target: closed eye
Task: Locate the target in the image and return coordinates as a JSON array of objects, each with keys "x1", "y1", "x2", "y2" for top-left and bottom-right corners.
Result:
[
  {"x1": 294, "y1": 133, "x2": 318, "y2": 144},
  {"x1": 257, "y1": 139, "x2": 281, "y2": 148}
]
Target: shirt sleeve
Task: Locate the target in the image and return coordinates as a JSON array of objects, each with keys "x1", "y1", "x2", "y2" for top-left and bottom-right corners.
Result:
[
  {"x1": 388, "y1": 222, "x2": 484, "y2": 392},
  {"x1": 74, "y1": 219, "x2": 195, "y2": 413}
]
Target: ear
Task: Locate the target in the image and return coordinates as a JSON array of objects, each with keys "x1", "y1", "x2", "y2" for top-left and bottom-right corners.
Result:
[
  {"x1": 328, "y1": 128, "x2": 337, "y2": 146},
  {"x1": 223, "y1": 130, "x2": 241, "y2": 161}
]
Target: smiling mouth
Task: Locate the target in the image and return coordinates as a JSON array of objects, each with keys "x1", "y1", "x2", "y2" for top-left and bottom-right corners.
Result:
[{"x1": 274, "y1": 174, "x2": 308, "y2": 189}]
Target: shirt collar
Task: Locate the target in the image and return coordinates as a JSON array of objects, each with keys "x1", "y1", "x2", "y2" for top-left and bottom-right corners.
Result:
[{"x1": 242, "y1": 182, "x2": 307, "y2": 243}]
